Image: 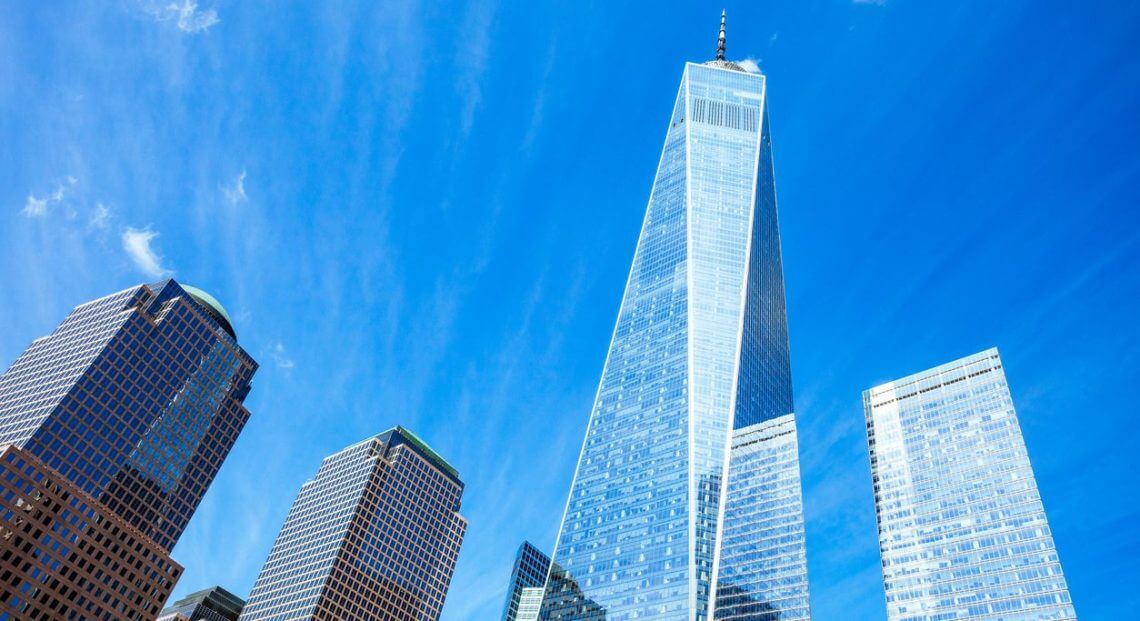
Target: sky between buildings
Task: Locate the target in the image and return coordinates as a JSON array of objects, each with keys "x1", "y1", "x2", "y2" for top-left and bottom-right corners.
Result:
[{"x1": 1, "y1": 1, "x2": 1138, "y2": 619}]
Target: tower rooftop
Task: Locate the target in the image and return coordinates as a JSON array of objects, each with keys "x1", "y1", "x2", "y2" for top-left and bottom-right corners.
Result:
[
  {"x1": 181, "y1": 284, "x2": 237, "y2": 341},
  {"x1": 379, "y1": 426, "x2": 461, "y2": 486},
  {"x1": 704, "y1": 10, "x2": 748, "y2": 73}
]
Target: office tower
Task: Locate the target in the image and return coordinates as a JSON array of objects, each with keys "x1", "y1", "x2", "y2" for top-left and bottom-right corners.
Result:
[
  {"x1": 240, "y1": 427, "x2": 467, "y2": 621},
  {"x1": 541, "y1": 13, "x2": 810, "y2": 620},
  {"x1": 158, "y1": 585, "x2": 245, "y2": 621},
  {"x1": 0, "y1": 279, "x2": 257, "y2": 550},
  {"x1": 502, "y1": 542, "x2": 552, "y2": 621},
  {"x1": 0, "y1": 279, "x2": 257, "y2": 620},
  {"x1": 864, "y1": 348, "x2": 1076, "y2": 620}
]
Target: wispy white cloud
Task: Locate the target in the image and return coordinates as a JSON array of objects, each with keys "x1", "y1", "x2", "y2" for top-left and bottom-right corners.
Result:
[
  {"x1": 222, "y1": 170, "x2": 248, "y2": 205},
  {"x1": 146, "y1": 0, "x2": 220, "y2": 34},
  {"x1": 738, "y1": 57, "x2": 761, "y2": 74},
  {"x1": 21, "y1": 177, "x2": 76, "y2": 217},
  {"x1": 22, "y1": 195, "x2": 49, "y2": 217},
  {"x1": 454, "y1": 1, "x2": 499, "y2": 139},
  {"x1": 121, "y1": 227, "x2": 172, "y2": 278},
  {"x1": 769, "y1": 32, "x2": 780, "y2": 45},
  {"x1": 89, "y1": 203, "x2": 110, "y2": 230},
  {"x1": 271, "y1": 342, "x2": 296, "y2": 370},
  {"x1": 854, "y1": 0, "x2": 887, "y2": 5},
  {"x1": 520, "y1": 40, "x2": 558, "y2": 153}
]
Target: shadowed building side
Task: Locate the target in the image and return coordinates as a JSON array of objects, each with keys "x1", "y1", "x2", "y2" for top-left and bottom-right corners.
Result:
[{"x1": 711, "y1": 99, "x2": 810, "y2": 618}]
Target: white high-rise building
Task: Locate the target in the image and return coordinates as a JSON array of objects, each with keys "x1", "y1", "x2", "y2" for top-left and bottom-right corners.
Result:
[{"x1": 865, "y1": 348, "x2": 1076, "y2": 620}]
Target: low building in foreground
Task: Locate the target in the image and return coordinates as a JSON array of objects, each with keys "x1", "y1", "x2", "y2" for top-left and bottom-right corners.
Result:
[
  {"x1": 240, "y1": 426, "x2": 467, "y2": 621},
  {"x1": 158, "y1": 585, "x2": 245, "y2": 621},
  {"x1": 865, "y1": 348, "x2": 1076, "y2": 620},
  {"x1": 0, "y1": 444, "x2": 181, "y2": 620}
]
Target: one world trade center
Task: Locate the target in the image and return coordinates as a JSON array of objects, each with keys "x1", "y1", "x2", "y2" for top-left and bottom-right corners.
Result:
[{"x1": 541, "y1": 13, "x2": 812, "y2": 621}]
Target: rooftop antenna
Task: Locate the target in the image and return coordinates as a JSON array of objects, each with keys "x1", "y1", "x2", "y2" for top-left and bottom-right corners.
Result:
[{"x1": 716, "y1": 9, "x2": 727, "y2": 61}]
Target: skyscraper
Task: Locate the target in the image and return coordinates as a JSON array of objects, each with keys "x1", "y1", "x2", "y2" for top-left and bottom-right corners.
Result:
[
  {"x1": 0, "y1": 279, "x2": 257, "y2": 619},
  {"x1": 0, "y1": 279, "x2": 257, "y2": 551},
  {"x1": 240, "y1": 426, "x2": 467, "y2": 621},
  {"x1": 541, "y1": 14, "x2": 810, "y2": 620},
  {"x1": 158, "y1": 585, "x2": 246, "y2": 621},
  {"x1": 502, "y1": 542, "x2": 552, "y2": 621},
  {"x1": 864, "y1": 348, "x2": 1076, "y2": 620}
]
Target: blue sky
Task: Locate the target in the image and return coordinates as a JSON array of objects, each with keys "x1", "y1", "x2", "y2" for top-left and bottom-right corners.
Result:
[{"x1": 2, "y1": 1, "x2": 1139, "y2": 618}]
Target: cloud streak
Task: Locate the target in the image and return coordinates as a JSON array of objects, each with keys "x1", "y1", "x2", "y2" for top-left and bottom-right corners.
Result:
[
  {"x1": 272, "y1": 342, "x2": 296, "y2": 370},
  {"x1": 223, "y1": 170, "x2": 248, "y2": 205},
  {"x1": 22, "y1": 195, "x2": 49, "y2": 217},
  {"x1": 121, "y1": 227, "x2": 172, "y2": 278},
  {"x1": 146, "y1": 0, "x2": 220, "y2": 34},
  {"x1": 21, "y1": 177, "x2": 76, "y2": 217},
  {"x1": 89, "y1": 203, "x2": 110, "y2": 230},
  {"x1": 454, "y1": 1, "x2": 499, "y2": 140}
]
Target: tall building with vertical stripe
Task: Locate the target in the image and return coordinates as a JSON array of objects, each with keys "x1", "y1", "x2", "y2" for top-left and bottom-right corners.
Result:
[
  {"x1": 240, "y1": 427, "x2": 467, "y2": 621},
  {"x1": 865, "y1": 349, "x2": 1076, "y2": 620},
  {"x1": 540, "y1": 13, "x2": 811, "y2": 620}
]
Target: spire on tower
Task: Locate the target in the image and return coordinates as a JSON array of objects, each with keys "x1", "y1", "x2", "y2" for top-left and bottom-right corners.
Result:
[{"x1": 716, "y1": 9, "x2": 727, "y2": 61}]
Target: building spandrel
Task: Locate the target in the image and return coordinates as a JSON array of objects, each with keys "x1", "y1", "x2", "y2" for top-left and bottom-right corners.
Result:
[{"x1": 0, "y1": 444, "x2": 182, "y2": 620}]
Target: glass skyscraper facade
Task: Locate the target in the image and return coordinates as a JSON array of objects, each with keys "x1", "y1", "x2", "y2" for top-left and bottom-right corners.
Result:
[
  {"x1": 541, "y1": 17, "x2": 810, "y2": 620},
  {"x1": 502, "y1": 542, "x2": 552, "y2": 621},
  {"x1": 714, "y1": 414, "x2": 810, "y2": 619},
  {"x1": 0, "y1": 279, "x2": 257, "y2": 551},
  {"x1": 864, "y1": 348, "x2": 1076, "y2": 620},
  {"x1": 240, "y1": 426, "x2": 467, "y2": 621}
]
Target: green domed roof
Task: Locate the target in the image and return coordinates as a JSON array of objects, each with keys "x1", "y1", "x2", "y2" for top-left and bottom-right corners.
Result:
[{"x1": 181, "y1": 284, "x2": 237, "y2": 340}]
